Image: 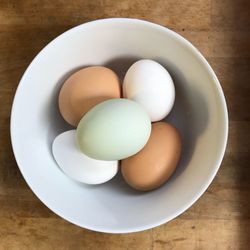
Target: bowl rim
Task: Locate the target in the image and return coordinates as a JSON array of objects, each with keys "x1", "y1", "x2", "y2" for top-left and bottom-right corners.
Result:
[{"x1": 10, "y1": 17, "x2": 229, "y2": 234}]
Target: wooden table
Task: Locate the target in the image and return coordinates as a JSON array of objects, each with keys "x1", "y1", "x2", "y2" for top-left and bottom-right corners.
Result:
[{"x1": 0, "y1": 1, "x2": 249, "y2": 249}]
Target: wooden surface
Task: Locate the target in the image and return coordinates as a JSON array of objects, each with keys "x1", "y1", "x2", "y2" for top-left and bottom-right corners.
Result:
[{"x1": 0, "y1": 0, "x2": 250, "y2": 249}]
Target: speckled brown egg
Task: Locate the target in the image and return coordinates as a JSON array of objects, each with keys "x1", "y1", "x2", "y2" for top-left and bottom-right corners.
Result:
[
  {"x1": 121, "y1": 122, "x2": 182, "y2": 191},
  {"x1": 58, "y1": 66, "x2": 121, "y2": 126}
]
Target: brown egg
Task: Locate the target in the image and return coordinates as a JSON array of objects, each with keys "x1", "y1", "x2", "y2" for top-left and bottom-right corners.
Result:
[
  {"x1": 59, "y1": 66, "x2": 121, "y2": 126},
  {"x1": 121, "y1": 122, "x2": 181, "y2": 191}
]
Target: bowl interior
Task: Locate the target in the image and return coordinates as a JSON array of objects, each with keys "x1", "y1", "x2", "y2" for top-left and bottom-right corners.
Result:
[{"x1": 11, "y1": 19, "x2": 228, "y2": 233}]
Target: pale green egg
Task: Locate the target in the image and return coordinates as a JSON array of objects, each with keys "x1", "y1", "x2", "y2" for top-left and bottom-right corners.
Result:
[{"x1": 76, "y1": 98, "x2": 151, "y2": 161}]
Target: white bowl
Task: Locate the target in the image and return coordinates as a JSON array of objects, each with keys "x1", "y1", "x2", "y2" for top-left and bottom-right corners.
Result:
[{"x1": 11, "y1": 18, "x2": 228, "y2": 233}]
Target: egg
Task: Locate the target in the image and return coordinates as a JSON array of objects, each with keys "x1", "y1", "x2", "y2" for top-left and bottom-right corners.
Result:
[
  {"x1": 52, "y1": 130, "x2": 118, "y2": 184},
  {"x1": 59, "y1": 66, "x2": 121, "y2": 127},
  {"x1": 121, "y1": 122, "x2": 181, "y2": 191},
  {"x1": 123, "y1": 59, "x2": 175, "y2": 122},
  {"x1": 77, "y1": 98, "x2": 151, "y2": 161}
]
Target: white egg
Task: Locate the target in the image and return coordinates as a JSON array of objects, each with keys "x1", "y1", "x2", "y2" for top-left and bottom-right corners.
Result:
[
  {"x1": 123, "y1": 59, "x2": 175, "y2": 122},
  {"x1": 52, "y1": 130, "x2": 118, "y2": 184}
]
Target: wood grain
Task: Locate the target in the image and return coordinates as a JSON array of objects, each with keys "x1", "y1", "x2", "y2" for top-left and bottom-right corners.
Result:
[{"x1": 0, "y1": 0, "x2": 250, "y2": 249}]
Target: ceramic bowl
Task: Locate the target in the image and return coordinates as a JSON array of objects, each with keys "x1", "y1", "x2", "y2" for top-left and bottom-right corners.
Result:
[{"x1": 11, "y1": 18, "x2": 228, "y2": 233}]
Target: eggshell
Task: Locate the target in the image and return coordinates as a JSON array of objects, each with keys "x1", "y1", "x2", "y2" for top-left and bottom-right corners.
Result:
[
  {"x1": 123, "y1": 59, "x2": 175, "y2": 122},
  {"x1": 52, "y1": 130, "x2": 118, "y2": 184},
  {"x1": 59, "y1": 66, "x2": 121, "y2": 127},
  {"x1": 76, "y1": 98, "x2": 151, "y2": 161},
  {"x1": 121, "y1": 122, "x2": 181, "y2": 191}
]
